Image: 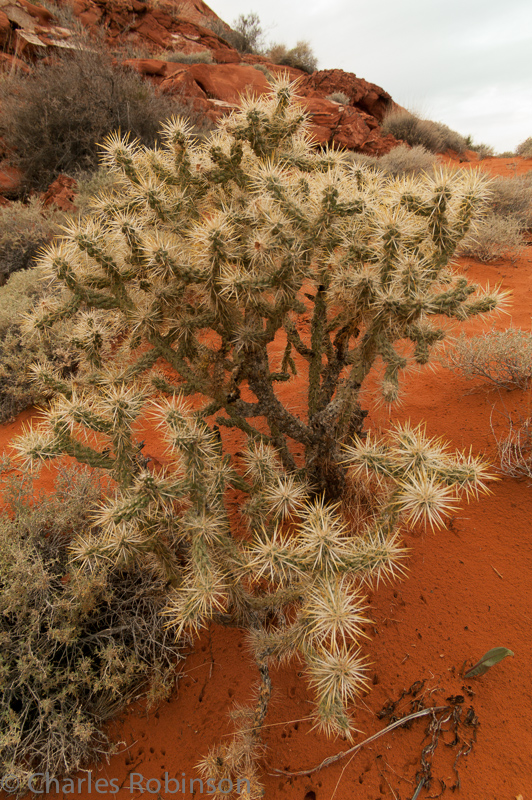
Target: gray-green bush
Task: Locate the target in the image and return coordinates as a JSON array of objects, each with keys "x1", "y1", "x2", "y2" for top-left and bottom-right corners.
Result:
[{"x1": 382, "y1": 109, "x2": 467, "y2": 154}]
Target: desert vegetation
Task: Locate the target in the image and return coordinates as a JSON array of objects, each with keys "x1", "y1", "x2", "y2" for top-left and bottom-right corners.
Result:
[
  {"x1": 0, "y1": 0, "x2": 529, "y2": 791},
  {"x1": 0, "y1": 46, "x2": 203, "y2": 192},
  {"x1": 3, "y1": 78, "x2": 509, "y2": 795},
  {"x1": 381, "y1": 109, "x2": 467, "y2": 154},
  {"x1": 0, "y1": 459, "x2": 182, "y2": 790}
]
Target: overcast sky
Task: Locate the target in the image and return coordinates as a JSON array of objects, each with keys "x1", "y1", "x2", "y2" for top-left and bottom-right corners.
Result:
[{"x1": 212, "y1": 0, "x2": 532, "y2": 153}]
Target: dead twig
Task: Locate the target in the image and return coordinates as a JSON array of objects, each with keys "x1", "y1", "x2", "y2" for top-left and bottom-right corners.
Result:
[{"x1": 268, "y1": 706, "x2": 449, "y2": 777}]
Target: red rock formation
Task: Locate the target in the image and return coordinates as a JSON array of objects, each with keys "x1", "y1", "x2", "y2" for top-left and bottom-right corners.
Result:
[
  {"x1": 41, "y1": 174, "x2": 78, "y2": 211},
  {"x1": 0, "y1": 0, "x2": 403, "y2": 200},
  {"x1": 298, "y1": 69, "x2": 394, "y2": 122}
]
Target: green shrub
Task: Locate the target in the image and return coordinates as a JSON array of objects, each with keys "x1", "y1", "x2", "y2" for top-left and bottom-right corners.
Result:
[
  {"x1": 326, "y1": 91, "x2": 350, "y2": 105},
  {"x1": 0, "y1": 460, "x2": 182, "y2": 791},
  {"x1": 162, "y1": 49, "x2": 213, "y2": 64},
  {"x1": 381, "y1": 110, "x2": 466, "y2": 153},
  {"x1": 515, "y1": 137, "x2": 532, "y2": 158},
  {"x1": 0, "y1": 198, "x2": 64, "y2": 284},
  {"x1": 269, "y1": 40, "x2": 318, "y2": 73},
  {"x1": 444, "y1": 329, "x2": 532, "y2": 388},
  {"x1": 0, "y1": 47, "x2": 196, "y2": 191},
  {"x1": 378, "y1": 144, "x2": 437, "y2": 176}
]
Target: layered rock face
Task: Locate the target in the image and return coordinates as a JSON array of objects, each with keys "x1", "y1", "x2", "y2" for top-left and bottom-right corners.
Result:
[{"x1": 0, "y1": 0, "x2": 402, "y2": 202}]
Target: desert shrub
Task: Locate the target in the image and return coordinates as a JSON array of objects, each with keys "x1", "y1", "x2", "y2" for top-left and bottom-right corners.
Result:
[
  {"x1": 378, "y1": 144, "x2": 437, "y2": 176},
  {"x1": 163, "y1": 49, "x2": 213, "y2": 64},
  {"x1": 0, "y1": 268, "x2": 76, "y2": 421},
  {"x1": 492, "y1": 412, "x2": 532, "y2": 479},
  {"x1": 253, "y1": 63, "x2": 273, "y2": 80},
  {"x1": 487, "y1": 173, "x2": 532, "y2": 228},
  {"x1": 464, "y1": 136, "x2": 495, "y2": 159},
  {"x1": 381, "y1": 110, "x2": 466, "y2": 154},
  {"x1": 0, "y1": 47, "x2": 193, "y2": 191},
  {"x1": 381, "y1": 110, "x2": 441, "y2": 152},
  {"x1": 432, "y1": 121, "x2": 467, "y2": 153},
  {"x1": 0, "y1": 460, "x2": 182, "y2": 792},
  {"x1": 326, "y1": 91, "x2": 350, "y2": 104},
  {"x1": 458, "y1": 212, "x2": 524, "y2": 262},
  {"x1": 205, "y1": 13, "x2": 265, "y2": 54},
  {"x1": 13, "y1": 79, "x2": 501, "y2": 795},
  {"x1": 268, "y1": 40, "x2": 318, "y2": 72},
  {"x1": 0, "y1": 198, "x2": 64, "y2": 284},
  {"x1": 444, "y1": 330, "x2": 532, "y2": 388},
  {"x1": 231, "y1": 12, "x2": 265, "y2": 53},
  {"x1": 516, "y1": 137, "x2": 532, "y2": 158},
  {"x1": 458, "y1": 174, "x2": 532, "y2": 261}
]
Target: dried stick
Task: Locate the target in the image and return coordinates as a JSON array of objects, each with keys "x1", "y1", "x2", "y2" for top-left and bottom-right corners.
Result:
[{"x1": 268, "y1": 706, "x2": 449, "y2": 778}]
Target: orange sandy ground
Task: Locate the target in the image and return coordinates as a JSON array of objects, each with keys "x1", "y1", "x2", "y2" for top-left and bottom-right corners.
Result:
[{"x1": 1, "y1": 157, "x2": 532, "y2": 800}]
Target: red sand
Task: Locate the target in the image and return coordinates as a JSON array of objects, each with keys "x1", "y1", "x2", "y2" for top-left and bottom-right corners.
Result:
[{"x1": 1, "y1": 159, "x2": 532, "y2": 800}]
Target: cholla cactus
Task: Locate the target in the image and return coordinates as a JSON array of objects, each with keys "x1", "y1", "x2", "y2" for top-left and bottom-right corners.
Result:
[
  {"x1": 12, "y1": 78, "x2": 499, "y2": 794},
  {"x1": 20, "y1": 77, "x2": 503, "y2": 497}
]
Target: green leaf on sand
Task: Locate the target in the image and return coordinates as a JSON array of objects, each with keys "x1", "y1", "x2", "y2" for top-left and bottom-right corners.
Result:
[{"x1": 465, "y1": 647, "x2": 514, "y2": 678}]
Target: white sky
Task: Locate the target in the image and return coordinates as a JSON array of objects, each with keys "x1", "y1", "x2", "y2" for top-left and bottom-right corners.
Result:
[{"x1": 211, "y1": 0, "x2": 532, "y2": 153}]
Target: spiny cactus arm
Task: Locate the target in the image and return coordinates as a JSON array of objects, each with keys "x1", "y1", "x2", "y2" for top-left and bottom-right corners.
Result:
[
  {"x1": 12, "y1": 422, "x2": 114, "y2": 472},
  {"x1": 146, "y1": 330, "x2": 212, "y2": 396},
  {"x1": 28, "y1": 362, "x2": 74, "y2": 399},
  {"x1": 304, "y1": 643, "x2": 370, "y2": 739},
  {"x1": 342, "y1": 530, "x2": 409, "y2": 585},
  {"x1": 297, "y1": 577, "x2": 371, "y2": 652}
]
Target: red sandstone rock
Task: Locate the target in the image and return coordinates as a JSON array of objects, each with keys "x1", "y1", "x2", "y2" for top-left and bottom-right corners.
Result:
[
  {"x1": 298, "y1": 68, "x2": 393, "y2": 122},
  {"x1": 302, "y1": 97, "x2": 398, "y2": 156},
  {"x1": 185, "y1": 63, "x2": 270, "y2": 104},
  {"x1": 0, "y1": 165, "x2": 23, "y2": 196},
  {"x1": 41, "y1": 174, "x2": 78, "y2": 212},
  {"x1": 0, "y1": 52, "x2": 31, "y2": 73},
  {"x1": 123, "y1": 58, "x2": 168, "y2": 77}
]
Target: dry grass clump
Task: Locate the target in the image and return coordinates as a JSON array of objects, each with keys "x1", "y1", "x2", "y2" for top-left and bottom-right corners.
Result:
[
  {"x1": 0, "y1": 47, "x2": 201, "y2": 191},
  {"x1": 444, "y1": 330, "x2": 532, "y2": 389},
  {"x1": 458, "y1": 173, "x2": 532, "y2": 262},
  {"x1": 326, "y1": 91, "x2": 350, "y2": 105},
  {"x1": 0, "y1": 459, "x2": 182, "y2": 792},
  {"x1": 378, "y1": 144, "x2": 437, "y2": 176},
  {"x1": 457, "y1": 213, "x2": 524, "y2": 262},
  {"x1": 268, "y1": 41, "x2": 318, "y2": 73},
  {"x1": 491, "y1": 410, "x2": 532, "y2": 479},
  {"x1": 381, "y1": 110, "x2": 467, "y2": 154},
  {"x1": 488, "y1": 173, "x2": 532, "y2": 228},
  {"x1": 0, "y1": 198, "x2": 64, "y2": 284},
  {"x1": 516, "y1": 137, "x2": 532, "y2": 158}
]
